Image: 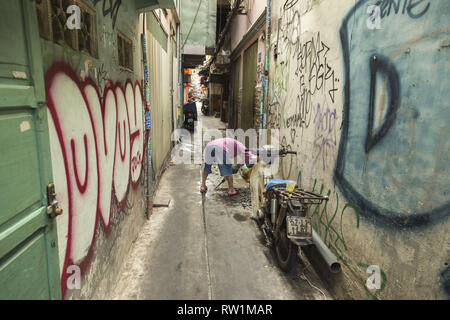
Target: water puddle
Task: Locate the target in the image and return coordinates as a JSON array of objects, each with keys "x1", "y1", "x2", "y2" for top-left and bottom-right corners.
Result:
[{"x1": 233, "y1": 213, "x2": 248, "y2": 222}]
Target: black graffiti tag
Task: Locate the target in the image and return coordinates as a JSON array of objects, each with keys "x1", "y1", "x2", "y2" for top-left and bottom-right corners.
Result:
[
  {"x1": 93, "y1": 0, "x2": 122, "y2": 29},
  {"x1": 365, "y1": 55, "x2": 400, "y2": 154},
  {"x1": 283, "y1": 0, "x2": 300, "y2": 11},
  {"x1": 375, "y1": 0, "x2": 431, "y2": 19}
]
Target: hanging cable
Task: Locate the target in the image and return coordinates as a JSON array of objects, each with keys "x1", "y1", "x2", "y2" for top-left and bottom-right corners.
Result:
[{"x1": 181, "y1": 0, "x2": 203, "y2": 50}]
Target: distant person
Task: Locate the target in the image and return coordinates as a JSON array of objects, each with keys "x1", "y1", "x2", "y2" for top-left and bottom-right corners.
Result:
[{"x1": 200, "y1": 138, "x2": 256, "y2": 196}]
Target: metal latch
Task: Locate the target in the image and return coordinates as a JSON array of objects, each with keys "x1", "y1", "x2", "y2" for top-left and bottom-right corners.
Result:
[{"x1": 47, "y1": 183, "x2": 63, "y2": 218}]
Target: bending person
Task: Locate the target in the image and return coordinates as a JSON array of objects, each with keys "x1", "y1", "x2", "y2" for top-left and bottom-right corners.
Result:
[{"x1": 200, "y1": 137, "x2": 256, "y2": 196}]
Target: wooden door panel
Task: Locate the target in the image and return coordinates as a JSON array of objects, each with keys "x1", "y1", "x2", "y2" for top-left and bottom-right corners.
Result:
[{"x1": 0, "y1": 0, "x2": 61, "y2": 300}]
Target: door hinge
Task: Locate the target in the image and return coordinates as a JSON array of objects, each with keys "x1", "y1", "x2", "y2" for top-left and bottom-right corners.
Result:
[{"x1": 47, "y1": 183, "x2": 63, "y2": 218}]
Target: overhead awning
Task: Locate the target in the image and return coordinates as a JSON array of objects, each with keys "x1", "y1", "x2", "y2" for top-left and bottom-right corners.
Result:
[
  {"x1": 135, "y1": 0, "x2": 175, "y2": 13},
  {"x1": 182, "y1": 54, "x2": 206, "y2": 69}
]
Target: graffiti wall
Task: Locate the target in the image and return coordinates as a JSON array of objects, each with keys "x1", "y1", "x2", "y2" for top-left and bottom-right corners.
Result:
[
  {"x1": 40, "y1": 0, "x2": 147, "y2": 299},
  {"x1": 267, "y1": 0, "x2": 449, "y2": 299}
]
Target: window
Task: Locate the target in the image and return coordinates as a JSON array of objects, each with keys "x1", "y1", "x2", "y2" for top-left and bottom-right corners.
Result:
[
  {"x1": 117, "y1": 31, "x2": 133, "y2": 70},
  {"x1": 36, "y1": 0, "x2": 98, "y2": 58},
  {"x1": 76, "y1": 1, "x2": 98, "y2": 57}
]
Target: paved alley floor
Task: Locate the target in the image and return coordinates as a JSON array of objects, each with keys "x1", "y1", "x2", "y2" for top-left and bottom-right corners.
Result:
[{"x1": 109, "y1": 105, "x2": 332, "y2": 300}]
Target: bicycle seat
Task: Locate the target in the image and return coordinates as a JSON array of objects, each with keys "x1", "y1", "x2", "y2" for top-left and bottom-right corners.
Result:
[{"x1": 265, "y1": 179, "x2": 297, "y2": 191}]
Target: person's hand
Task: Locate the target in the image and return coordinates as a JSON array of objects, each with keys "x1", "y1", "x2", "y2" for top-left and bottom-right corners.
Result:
[{"x1": 249, "y1": 153, "x2": 258, "y2": 164}]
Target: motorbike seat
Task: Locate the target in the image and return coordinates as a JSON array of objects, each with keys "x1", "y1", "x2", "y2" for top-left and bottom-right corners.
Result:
[
  {"x1": 183, "y1": 102, "x2": 198, "y2": 120},
  {"x1": 265, "y1": 179, "x2": 297, "y2": 191}
]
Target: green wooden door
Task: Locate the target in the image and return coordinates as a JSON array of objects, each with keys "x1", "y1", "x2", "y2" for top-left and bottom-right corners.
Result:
[
  {"x1": 0, "y1": 0, "x2": 61, "y2": 299},
  {"x1": 242, "y1": 41, "x2": 258, "y2": 131}
]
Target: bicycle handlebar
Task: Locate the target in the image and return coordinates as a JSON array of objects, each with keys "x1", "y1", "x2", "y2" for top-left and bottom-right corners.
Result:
[{"x1": 246, "y1": 148, "x2": 297, "y2": 157}]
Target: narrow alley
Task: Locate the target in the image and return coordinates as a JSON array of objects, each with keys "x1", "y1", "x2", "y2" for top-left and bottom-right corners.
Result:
[
  {"x1": 109, "y1": 104, "x2": 331, "y2": 300},
  {"x1": 0, "y1": 0, "x2": 448, "y2": 304}
]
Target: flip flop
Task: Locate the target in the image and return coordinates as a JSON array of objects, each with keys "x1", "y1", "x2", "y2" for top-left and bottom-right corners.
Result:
[
  {"x1": 228, "y1": 189, "x2": 240, "y2": 197},
  {"x1": 200, "y1": 186, "x2": 208, "y2": 193}
]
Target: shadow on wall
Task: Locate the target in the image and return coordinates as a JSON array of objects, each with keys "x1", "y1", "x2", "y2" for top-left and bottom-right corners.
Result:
[
  {"x1": 442, "y1": 266, "x2": 450, "y2": 299},
  {"x1": 45, "y1": 62, "x2": 146, "y2": 297}
]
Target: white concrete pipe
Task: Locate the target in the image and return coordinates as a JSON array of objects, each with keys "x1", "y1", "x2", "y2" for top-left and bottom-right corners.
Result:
[{"x1": 312, "y1": 229, "x2": 342, "y2": 274}]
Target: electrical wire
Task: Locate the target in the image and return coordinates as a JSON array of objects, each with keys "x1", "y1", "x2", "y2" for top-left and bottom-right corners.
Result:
[
  {"x1": 300, "y1": 271, "x2": 328, "y2": 300},
  {"x1": 298, "y1": 249, "x2": 328, "y2": 300},
  {"x1": 181, "y1": 0, "x2": 204, "y2": 50}
]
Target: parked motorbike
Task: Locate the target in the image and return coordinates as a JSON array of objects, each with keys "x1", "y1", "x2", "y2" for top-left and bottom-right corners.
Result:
[
  {"x1": 183, "y1": 101, "x2": 197, "y2": 132},
  {"x1": 243, "y1": 147, "x2": 329, "y2": 271},
  {"x1": 201, "y1": 99, "x2": 210, "y2": 116},
  {"x1": 184, "y1": 110, "x2": 195, "y2": 131}
]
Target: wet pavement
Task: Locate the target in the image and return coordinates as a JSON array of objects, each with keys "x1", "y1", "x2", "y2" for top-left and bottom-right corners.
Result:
[{"x1": 109, "y1": 103, "x2": 332, "y2": 300}]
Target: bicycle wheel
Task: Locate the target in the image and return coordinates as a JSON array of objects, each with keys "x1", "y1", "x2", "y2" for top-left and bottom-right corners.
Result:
[{"x1": 274, "y1": 219, "x2": 298, "y2": 272}]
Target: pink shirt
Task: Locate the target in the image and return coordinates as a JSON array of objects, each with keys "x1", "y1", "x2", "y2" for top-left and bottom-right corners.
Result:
[{"x1": 207, "y1": 138, "x2": 255, "y2": 164}]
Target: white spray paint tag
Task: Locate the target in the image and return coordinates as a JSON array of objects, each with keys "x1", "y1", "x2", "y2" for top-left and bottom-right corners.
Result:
[
  {"x1": 20, "y1": 121, "x2": 31, "y2": 132},
  {"x1": 12, "y1": 71, "x2": 27, "y2": 79}
]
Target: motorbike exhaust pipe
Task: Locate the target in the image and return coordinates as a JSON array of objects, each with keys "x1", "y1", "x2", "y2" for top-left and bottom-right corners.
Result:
[
  {"x1": 270, "y1": 199, "x2": 277, "y2": 224},
  {"x1": 312, "y1": 229, "x2": 342, "y2": 273}
]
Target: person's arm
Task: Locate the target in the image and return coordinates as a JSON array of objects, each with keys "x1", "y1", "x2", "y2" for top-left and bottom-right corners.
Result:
[
  {"x1": 245, "y1": 150, "x2": 257, "y2": 164},
  {"x1": 237, "y1": 142, "x2": 256, "y2": 164},
  {"x1": 233, "y1": 139, "x2": 257, "y2": 164}
]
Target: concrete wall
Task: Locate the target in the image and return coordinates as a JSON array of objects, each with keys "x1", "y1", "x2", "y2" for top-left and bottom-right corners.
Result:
[
  {"x1": 231, "y1": 0, "x2": 267, "y2": 51},
  {"x1": 266, "y1": 0, "x2": 449, "y2": 299},
  {"x1": 40, "y1": 0, "x2": 147, "y2": 299}
]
